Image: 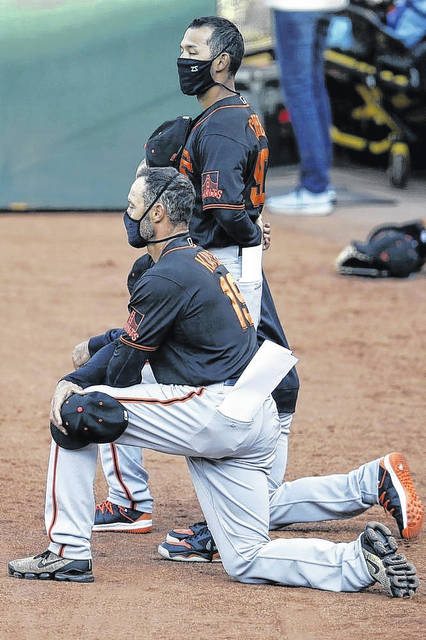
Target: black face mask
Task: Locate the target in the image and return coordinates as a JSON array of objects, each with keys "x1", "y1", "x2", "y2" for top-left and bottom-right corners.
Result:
[
  {"x1": 123, "y1": 175, "x2": 189, "y2": 248},
  {"x1": 123, "y1": 212, "x2": 150, "y2": 248},
  {"x1": 177, "y1": 56, "x2": 217, "y2": 96},
  {"x1": 177, "y1": 49, "x2": 239, "y2": 97}
]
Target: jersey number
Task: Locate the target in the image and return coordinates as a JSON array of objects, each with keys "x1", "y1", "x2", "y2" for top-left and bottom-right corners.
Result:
[
  {"x1": 250, "y1": 148, "x2": 269, "y2": 208},
  {"x1": 219, "y1": 272, "x2": 254, "y2": 330}
]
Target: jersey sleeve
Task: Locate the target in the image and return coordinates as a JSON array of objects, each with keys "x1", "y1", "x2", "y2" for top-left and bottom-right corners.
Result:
[
  {"x1": 198, "y1": 133, "x2": 261, "y2": 246},
  {"x1": 120, "y1": 274, "x2": 184, "y2": 351},
  {"x1": 198, "y1": 133, "x2": 246, "y2": 210},
  {"x1": 62, "y1": 342, "x2": 116, "y2": 388},
  {"x1": 88, "y1": 329, "x2": 123, "y2": 355},
  {"x1": 103, "y1": 274, "x2": 186, "y2": 387}
]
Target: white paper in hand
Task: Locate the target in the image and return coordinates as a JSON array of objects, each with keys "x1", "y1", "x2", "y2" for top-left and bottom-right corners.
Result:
[{"x1": 218, "y1": 340, "x2": 298, "y2": 422}]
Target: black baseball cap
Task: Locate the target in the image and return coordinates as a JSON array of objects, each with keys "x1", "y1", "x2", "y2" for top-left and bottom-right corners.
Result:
[
  {"x1": 145, "y1": 116, "x2": 192, "y2": 168},
  {"x1": 50, "y1": 391, "x2": 128, "y2": 450}
]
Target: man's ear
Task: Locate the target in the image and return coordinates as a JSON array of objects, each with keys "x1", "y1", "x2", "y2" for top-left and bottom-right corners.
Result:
[
  {"x1": 213, "y1": 52, "x2": 230, "y2": 74},
  {"x1": 151, "y1": 202, "x2": 167, "y2": 223}
]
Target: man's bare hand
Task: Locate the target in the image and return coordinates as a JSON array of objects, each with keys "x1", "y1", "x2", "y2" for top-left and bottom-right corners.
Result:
[
  {"x1": 50, "y1": 380, "x2": 84, "y2": 434},
  {"x1": 256, "y1": 215, "x2": 271, "y2": 251},
  {"x1": 263, "y1": 221, "x2": 271, "y2": 251},
  {"x1": 72, "y1": 340, "x2": 90, "y2": 368}
]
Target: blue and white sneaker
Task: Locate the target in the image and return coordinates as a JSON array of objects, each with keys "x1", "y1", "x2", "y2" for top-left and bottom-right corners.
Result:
[
  {"x1": 158, "y1": 528, "x2": 221, "y2": 563},
  {"x1": 92, "y1": 500, "x2": 152, "y2": 533}
]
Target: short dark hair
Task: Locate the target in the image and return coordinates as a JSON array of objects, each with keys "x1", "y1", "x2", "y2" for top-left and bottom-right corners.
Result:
[
  {"x1": 138, "y1": 166, "x2": 195, "y2": 227},
  {"x1": 188, "y1": 16, "x2": 244, "y2": 76}
]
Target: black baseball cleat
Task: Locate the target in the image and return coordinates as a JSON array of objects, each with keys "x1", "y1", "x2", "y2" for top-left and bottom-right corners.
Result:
[
  {"x1": 8, "y1": 550, "x2": 94, "y2": 583},
  {"x1": 361, "y1": 522, "x2": 418, "y2": 598}
]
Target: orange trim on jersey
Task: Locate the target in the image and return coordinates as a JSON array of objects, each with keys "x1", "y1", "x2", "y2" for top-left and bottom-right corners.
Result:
[
  {"x1": 192, "y1": 103, "x2": 250, "y2": 132},
  {"x1": 161, "y1": 245, "x2": 197, "y2": 259},
  {"x1": 48, "y1": 444, "x2": 60, "y2": 543},
  {"x1": 119, "y1": 336, "x2": 158, "y2": 351},
  {"x1": 203, "y1": 203, "x2": 245, "y2": 211},
  {"x1": 113, "y1": 387, "x2": 206, "y2": 405},
  {"x1": 110, "y1": 443, "x2": 136, "y2": 509}
]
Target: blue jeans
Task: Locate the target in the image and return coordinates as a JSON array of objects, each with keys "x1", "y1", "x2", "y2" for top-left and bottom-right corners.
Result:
[{"x1": 274, "y1": 11, "x2": 332, "y2": 193}]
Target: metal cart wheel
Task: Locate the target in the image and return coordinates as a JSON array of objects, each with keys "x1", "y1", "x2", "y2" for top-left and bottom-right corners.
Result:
[{"x1": 388, "y1": 142, "x2": 410, "y2": 188}]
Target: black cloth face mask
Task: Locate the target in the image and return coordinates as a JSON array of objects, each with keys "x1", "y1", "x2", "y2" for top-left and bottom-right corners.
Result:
[
  {"x1": 123, "y1": 212, "x2": 149, "y2": 248},
  {"x1": 177, "y1": 49, "x2": 239, "y2": 96},
  {"x1": 123, "y1": 176, "x2": 188, "y2": 248},
  {"x1": 177, "y1": 56, "x2": 217, "y2": 96}
]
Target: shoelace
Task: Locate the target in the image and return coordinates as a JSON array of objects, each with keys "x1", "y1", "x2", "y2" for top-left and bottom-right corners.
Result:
[
  {"x1": 95, "y1": 499, "x2": 115, "y2": 515},
  {"x1": 186, "y1": 527, "x2": 216, "y2": 550}
]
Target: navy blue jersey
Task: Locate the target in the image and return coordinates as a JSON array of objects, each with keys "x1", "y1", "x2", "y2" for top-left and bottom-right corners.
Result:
[
  {"x1": 179, "y1": 95, "x2": 269, "y2": 249},
  {"x1": 66, "y1": 237, "x2": 257, "y2": 389}
]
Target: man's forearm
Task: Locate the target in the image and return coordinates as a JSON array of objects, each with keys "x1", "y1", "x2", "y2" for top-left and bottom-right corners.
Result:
[
  {"x1": 213, "y1": 207, "x2": 262, "y2": 247},
  {"x1": 88, "y1": 329, "x2": 124, "y2": 356},
  {"x1": 63, "y1": 342, "x2": 117, "y2": 388}
]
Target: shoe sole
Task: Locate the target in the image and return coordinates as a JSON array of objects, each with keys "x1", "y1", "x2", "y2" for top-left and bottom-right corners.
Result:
[
  {"x1": 157, "y1": 545, "x2": 222, "y2": 563},
  {"x1": 363, "y1": 521, "x2": 418, "y2": 598},
  {"x1": 381, "y1": 453, "x2": 424, "y2": 538},
  {"x1": 8, "y1": 566, "x2": 94, "y2": 583},
  {"x1": 92, "y1": 520, "x2": 152, "y2": 533}
]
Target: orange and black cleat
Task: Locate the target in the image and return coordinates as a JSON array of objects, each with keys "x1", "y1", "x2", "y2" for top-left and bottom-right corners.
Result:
[{"x1": 378, "y1": 453, "x2": 424, "y2": 539}]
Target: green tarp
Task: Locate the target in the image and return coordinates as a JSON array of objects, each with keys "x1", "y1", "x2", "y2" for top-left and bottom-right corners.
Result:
[{"x1": 0, "y1": 0, "x2": 215, "y2": 208}]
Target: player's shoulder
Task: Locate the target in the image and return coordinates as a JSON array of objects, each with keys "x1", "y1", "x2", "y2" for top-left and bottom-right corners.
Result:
[
  {"x1": 127, "y1": 253, "x2": 155, "y2": 294},
  {"x1": 142, "y1": 243, "x2": 200, "y2": 285},
  {"x1": 194, "y1": 95, "x2": 254, "y2": 136},
  {"x1": 158, "y1": 243, "x2": 223, "y2": 282}
]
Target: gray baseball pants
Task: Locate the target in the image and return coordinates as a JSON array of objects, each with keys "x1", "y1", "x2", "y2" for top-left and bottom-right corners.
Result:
[{"x1": 45, "y1": 379, "x2": 375, "y2": 592}]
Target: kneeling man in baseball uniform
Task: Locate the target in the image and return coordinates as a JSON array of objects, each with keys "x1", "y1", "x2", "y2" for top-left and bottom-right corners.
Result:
[{"x1": 8, "y1": 168, "x2": 419, "y2": 598}]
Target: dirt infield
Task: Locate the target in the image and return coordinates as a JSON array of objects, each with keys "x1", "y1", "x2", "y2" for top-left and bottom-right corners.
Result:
[{"x1": 0, "y1": 166, "x2": 425, "y2": 640}]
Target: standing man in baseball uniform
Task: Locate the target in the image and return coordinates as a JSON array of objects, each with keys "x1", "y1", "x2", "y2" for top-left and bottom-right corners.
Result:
[{"x1": 8, "y1": 168, "x2": 419, "y2": 599}]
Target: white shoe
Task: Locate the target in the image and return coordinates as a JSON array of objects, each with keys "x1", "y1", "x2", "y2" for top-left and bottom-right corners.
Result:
[
  {"x1": 266, "y1": 188, "x2": 334, "y2": 216},
  {"x1": 327, "y1": 186, "x2": 337, "y2": 203}
]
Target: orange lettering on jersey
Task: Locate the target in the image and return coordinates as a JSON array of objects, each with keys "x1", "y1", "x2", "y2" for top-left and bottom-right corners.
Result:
[
  {"x1": 220, "y1": 272, "x2": 254, "y2": 330},
  {"x1": 179, "y1": 149, "x2": 193, "y2": 177},
  {"x1": 124, "y1": 309, "x2": 145, "y2": 342},
  {"x1": 248, "y1": 114, "x2": 266, "y2": 140},
  {"x1": 194, "y1": 249, "x2": 222, "y2": 273},
  {"x1": 202, "y1": 171, "x2": 223, "y2": 200},
  {"x1": 250, "y1": 148, "x2": 269, "y2": 207}
]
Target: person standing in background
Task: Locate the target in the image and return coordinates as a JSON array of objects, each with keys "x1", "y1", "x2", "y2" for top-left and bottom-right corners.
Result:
[{"x1": 265, "y1": 1, "x2": 348, "y2": 216}]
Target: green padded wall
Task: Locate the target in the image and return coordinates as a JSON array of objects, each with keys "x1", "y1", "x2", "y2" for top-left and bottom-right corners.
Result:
[{"x1": 0, "y1": 0, "x2": 215, "y2": 208}]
